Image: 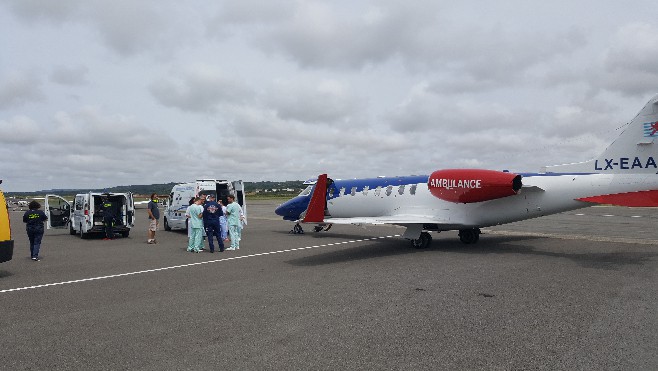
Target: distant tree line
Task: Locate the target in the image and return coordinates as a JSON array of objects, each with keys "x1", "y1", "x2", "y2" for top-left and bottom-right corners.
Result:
[{"x1": 6, "y1": 180, "x2": 306, "y2": 197}]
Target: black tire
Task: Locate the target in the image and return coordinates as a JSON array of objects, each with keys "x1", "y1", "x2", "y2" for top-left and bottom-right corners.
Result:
[
  {"x1": 79, "y1": 224, "x2": 86, "y2": 239},
  {"x1": 121, "y1": 231, "x2": 130, "y2": 238},
  {"x1": 410, "y1": 232, "x2": 432, "y2": 249},
  {"x1": 164, "y1": 217, "x2": 172, "y2": 231},
  {"x1": 458, "y1": 229, "x2": 480, "y2": 244},
  {"x1": 69, "y1": 222, "x2": 76, "y2": 235}
]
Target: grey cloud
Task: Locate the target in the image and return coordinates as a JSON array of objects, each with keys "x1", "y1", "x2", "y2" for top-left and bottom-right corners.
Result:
[
  {"x1": 50, "y1": 108, "x2": 176, "y2": 154},
  {"x1": 600, "y1": 23, "x2": 658, "y2": 97},
  {"x1": 50, "y1": 65, "x2": 89, "y2": 86},
  {"x1": 149, "y1": 66, "x2": 254, "y2": 113},
  {"x1": 5, "y1": 0, "x2": 192, "y2": 57},
  {"x1": 0, "y1": 116, "x2": 42, "y2": 144},
  {"x1": 268, "y1": 79, "x2": 360, "y2": 124},
  {"x1": 0, "y1": 70, "x2": 45, "y2": 109},
  {"x1": 212, "y1": 0, "x2": 584, "y2": 84},
  {"x1": 5, "y1": 0, "x2": 84, "y2": 23}
]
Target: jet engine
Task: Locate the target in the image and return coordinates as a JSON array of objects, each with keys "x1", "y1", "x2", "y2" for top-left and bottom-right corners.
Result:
[{"x1": 428, "y1": 169, "x2": 522, "y2": 203}]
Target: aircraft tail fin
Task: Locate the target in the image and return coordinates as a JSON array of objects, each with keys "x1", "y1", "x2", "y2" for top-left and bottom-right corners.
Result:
[
  {"x1": 543, "y1": 94, "x2": 658, "y2": 174},
  {"x1": 301, "y1": 174, "x2": 327, "y2": 223}
]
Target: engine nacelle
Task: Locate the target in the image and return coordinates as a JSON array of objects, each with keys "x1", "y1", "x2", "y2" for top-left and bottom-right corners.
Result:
[{"x1": 428, "y1": 169, "x2": 522, "y2": 203}]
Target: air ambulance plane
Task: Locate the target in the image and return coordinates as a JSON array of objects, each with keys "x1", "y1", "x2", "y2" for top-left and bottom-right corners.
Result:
[{"x1": 275, "y1": 94, "x2": 658, "y2": 248}]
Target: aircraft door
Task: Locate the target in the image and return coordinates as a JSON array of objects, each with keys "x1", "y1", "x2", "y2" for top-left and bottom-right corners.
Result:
[
  {"x1": 232, "y1": 180, "x2": 247, "y2": 224},
  {"x1": 45, "y1": 195, "x2": 71, "y2": 229}
]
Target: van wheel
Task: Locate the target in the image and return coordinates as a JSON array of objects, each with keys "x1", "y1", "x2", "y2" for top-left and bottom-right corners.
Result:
[
  {"x1": 79, "y1": 224, "x2": 87, "y2": 239},
  {"x1": 121, "y1": 231, "x2": 130, "y2": 238},
  {"x1": 69, "y1": 223, "x2": 76, "y2": 235},
  {"x1": 164, "y1": 217, "x2": 171, "y2": 231}
]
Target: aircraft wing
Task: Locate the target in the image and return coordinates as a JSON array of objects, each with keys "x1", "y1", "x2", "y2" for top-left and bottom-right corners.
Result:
[{"x1": 324, "y1": 214, "x2": 469, "y2": 230}]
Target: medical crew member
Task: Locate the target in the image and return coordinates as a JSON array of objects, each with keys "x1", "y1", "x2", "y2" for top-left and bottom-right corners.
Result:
[
  {"x1": 22, "y1": 200, "x2": 48, "y2": 261},
  {"x1": 202, "y1": 194, "x2": 224, "y2": 253},
  {"x1": 225, "y1": 195, "x2": 244, "y2": 250}
]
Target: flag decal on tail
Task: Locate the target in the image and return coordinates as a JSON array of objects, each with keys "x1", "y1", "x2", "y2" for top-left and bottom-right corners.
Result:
[{"x1": 643, "y1": 121, "x2": 658, "y2": 137}]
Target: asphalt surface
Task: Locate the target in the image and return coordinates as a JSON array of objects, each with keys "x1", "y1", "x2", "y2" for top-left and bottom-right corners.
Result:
[{"x1": 1, "y1": 201, "x2": 657, "y2": 370}]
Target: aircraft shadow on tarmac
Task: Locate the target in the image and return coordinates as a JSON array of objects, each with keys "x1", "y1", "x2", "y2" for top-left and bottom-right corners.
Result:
[
  {"x1": 0, "y1": 270, "x2": 13, "y2": 278},
  {"x1": 287, "y1": 234, "x2": 657, "y2": 270}
]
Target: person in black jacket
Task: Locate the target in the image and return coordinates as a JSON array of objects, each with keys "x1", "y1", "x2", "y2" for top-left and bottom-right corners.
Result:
[
  {"x1": 100, "y1": 196, "x2": 116, "y2": 240},
  {"x1": 23, "y1": 200, "x2": 48, "y2": 261}
]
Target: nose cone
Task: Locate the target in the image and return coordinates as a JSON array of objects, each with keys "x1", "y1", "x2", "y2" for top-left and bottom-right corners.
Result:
[
  {"x1": 274, "y1": 202, "x2": 289, "y2": 217},
  {"x1": 274, "y1": 196, "x2": 310, "y2": 221}
]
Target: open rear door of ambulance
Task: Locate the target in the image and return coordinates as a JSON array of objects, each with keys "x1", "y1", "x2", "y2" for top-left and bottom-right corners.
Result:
[{"x1": 44, "y1": 194, "x2": 72, "y2": 230}]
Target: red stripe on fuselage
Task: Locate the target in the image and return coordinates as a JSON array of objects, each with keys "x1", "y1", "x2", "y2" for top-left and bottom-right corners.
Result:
[{"x1": 577, "y1": 190, "x2": 658, "y2": 207}]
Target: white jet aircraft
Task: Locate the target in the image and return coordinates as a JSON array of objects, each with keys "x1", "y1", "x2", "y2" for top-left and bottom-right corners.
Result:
[{"x1": 276, "y1": 94, "x2": 658, "y2": 248}]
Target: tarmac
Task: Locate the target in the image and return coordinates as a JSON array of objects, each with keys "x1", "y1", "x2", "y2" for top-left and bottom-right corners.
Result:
[{"x1": 1, "y1": 200, "x2": 657, "y2": 370}]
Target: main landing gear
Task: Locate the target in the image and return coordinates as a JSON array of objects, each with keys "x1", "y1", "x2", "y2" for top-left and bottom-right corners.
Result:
[
  {"x1": 409, "y1": 228, "x2": 481, "y2": 248},
  {"x1": 290, "y1": 223, "x2": 333, "y2": 234},
  {"x1": 458, "y1": 228, "x2": 481, "y2": 244},
  {"x1": 313, "y1": 224, "x2": 332, "y2": 233},
  {"x1": 410, "y1": 232, "x2": 432, "y2": 249}
]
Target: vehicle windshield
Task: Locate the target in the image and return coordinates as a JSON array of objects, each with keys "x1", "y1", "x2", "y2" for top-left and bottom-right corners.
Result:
[{"x1": 299, "y1": 185, "x2": 313, "y2": 197}]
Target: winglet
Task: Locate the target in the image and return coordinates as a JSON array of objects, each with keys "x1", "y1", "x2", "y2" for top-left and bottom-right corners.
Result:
[{"x1": 302, "y1": 174, "x2": 327, "y2": 223}]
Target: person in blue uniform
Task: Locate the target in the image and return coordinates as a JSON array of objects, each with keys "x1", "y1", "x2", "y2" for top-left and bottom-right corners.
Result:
[
  {"x1": 203, "y1": 194, "x2": 224, "y2": 253},
  {"x1": 100, "y1": 196, "x2": 116, "y2": 240},
  {"x1": 22, "y1": 200, "x2": 48, "y2": 261}
]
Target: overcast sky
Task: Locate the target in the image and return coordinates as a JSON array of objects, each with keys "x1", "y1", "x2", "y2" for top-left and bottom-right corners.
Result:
[{"x1": 2, "y1": 1, "x2": 658, "y2": 192}]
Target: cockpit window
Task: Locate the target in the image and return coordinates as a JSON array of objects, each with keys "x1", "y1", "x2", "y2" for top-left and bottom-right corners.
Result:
[{"x1": 299, "y1": 185, "x2": 313, "y2": 196}]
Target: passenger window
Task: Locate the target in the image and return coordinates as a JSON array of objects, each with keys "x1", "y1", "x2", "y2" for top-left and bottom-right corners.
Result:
[
  {"x1": 386, "y1": 185, "x2": 393, "y2": 196},
  {"x1": 350, "y1": 187, "x2": 357, "y2": 196},
  {"x1": 374, "y1": 186, "x2": 382, "y2": 197},
  {"x1": 410, "y1": 184, "x2": 417, "y2": 195},
  {"x1": 362, "y1": 186, "x2": 369, "y2": 196},
  {"x1": 398, "y1": 185, "x2": 405, "y2": 195}
]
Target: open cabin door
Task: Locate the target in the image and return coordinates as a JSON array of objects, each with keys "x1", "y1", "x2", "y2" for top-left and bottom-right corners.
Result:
[
  {"x1": 232, "y1": 180, "x2": 247, "y2": 225},
  {"x1": 44, "y1": 194, "x2": 72, "y2": 229}
]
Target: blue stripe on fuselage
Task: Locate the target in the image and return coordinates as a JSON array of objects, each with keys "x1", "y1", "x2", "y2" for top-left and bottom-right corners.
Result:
[{"x1": 329, "y1": 175, "x2": 429, "y2": 199}]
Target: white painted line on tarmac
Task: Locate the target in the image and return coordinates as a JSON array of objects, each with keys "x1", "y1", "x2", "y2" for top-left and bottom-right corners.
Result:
[{"x1": 0, "y1": 235, "x2": 401, "y2": 294}]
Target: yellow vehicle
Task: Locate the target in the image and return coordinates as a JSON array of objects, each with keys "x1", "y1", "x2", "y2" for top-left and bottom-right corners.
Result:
[{"x1": 0, "y1": 180, "x2": 14, "y2": 263}]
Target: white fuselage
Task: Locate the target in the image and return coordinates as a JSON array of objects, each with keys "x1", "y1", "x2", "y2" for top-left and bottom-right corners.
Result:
[{"x1": 324, "y1": 173, "x2": 658, "y2": 229}]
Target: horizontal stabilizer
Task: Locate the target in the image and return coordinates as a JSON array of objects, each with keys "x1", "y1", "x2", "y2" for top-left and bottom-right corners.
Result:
[{"x1": 577, "y1": 190, "x2": 658, "y2": 207}]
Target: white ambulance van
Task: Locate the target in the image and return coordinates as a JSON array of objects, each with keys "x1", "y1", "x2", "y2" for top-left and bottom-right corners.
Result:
[
  {"x1": 164, "y1": 179, "x2": 246, "y2": 231},
  {"x1": 45, "y1": 192, "x2": 135, "y2": 238}
]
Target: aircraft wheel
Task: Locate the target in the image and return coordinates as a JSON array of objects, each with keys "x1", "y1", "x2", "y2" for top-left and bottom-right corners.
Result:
[
  {"x1": 411, "y1": 232, "x2": 432, "y2": 249},
  {"x1": 459, "y1": 228, "x2": 480, "y2": 244},
  {"x1": 313, "y1": 226, "x2": 324, "y2": 233},
  {"x1": 291, "y1": 224, "x2": 304, "y2": 234},
  {"x1": 164, "y1": 217, "x2": 171, "y2": 231}
]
